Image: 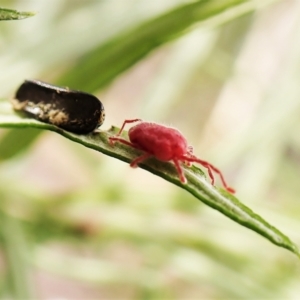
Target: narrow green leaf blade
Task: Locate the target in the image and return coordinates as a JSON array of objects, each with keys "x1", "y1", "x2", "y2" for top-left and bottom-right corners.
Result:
[
  {"x1": 0, "y1": 128, "x2": 40, "y2": 161},
  {"x1": 0, "y1": 208, "x2": 34, "y2": 299},
  {"x1": 0, "y1": 101, "x2": 298, "y2": 258},
  {"x1": 0, "y1": 8, "x2": 35, "y2": 21},
  {"x1": 57, "y1": 0, "x2": 249, "y2": 91}
]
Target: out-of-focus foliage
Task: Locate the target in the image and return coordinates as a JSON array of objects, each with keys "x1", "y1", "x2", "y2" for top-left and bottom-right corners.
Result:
[{"x1": 0, "y1": 0, "x2": 300, "y2": 299}]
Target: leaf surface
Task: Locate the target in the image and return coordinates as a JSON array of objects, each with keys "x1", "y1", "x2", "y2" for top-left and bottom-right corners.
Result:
[{"x1": 0, "y1": 100, "x2": 298, "y2": 258}]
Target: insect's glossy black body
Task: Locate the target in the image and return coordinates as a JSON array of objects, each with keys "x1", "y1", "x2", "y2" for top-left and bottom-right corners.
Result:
[{"x1": 13, "y1": 80, "x2": 105, "y2": 134}]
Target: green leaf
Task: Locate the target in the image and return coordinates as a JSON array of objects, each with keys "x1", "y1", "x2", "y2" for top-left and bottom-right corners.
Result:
[
  {"x1": 0, "y1": 0, "x2": 270, "y2": 161},
  {"x1": 0, "y1": 8, "x2": 35, "y2": 21},
  {"x1": 0, "y1": 100, "x2": 299, "y2": 259},
  {"x1": 0, "y1": 208, "x2": 34, "y2": 299},
  {"x1": 57, "y1": 0, "x2": 251, "y2": 91},
  {"x1": 0, "y1": 128, "x2": 40, "y2": 161}
]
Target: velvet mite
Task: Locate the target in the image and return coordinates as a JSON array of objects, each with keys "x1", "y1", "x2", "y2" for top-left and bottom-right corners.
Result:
[
  {"x1": 12, "y1": 80, "x2": 105, "y2": 134},
  {"x1": 109, "y1": 119, "x2": 235, "y2": 193}
]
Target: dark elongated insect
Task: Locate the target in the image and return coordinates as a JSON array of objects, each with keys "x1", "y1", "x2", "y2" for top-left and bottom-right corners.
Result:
[{"x1": 11, "y1": 80, "x2": 105, "y2": 134}]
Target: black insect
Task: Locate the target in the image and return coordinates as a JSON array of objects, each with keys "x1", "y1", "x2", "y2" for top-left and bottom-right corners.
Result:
[{"x1": 12, "y1": 80, "x2": 105, "y2": 134}]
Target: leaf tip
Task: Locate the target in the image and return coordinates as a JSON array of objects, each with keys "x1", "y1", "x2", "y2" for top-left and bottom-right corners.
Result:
[{"x1": 0, "y1": 8, "x2": 36, "y2": 21}]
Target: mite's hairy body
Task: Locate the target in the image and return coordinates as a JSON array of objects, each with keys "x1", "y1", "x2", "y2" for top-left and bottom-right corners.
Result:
[
  {"x1": 129, "y1": 122, "x2": 188, "y2": 161},
  {"x1": 109, "y1": 119, "x2": 235, "y2": 194}
]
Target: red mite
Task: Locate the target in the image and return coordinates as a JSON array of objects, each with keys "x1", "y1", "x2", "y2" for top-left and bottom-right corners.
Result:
[{"x1": 109, "y1": 119, "x2": 235, "y2": 194}]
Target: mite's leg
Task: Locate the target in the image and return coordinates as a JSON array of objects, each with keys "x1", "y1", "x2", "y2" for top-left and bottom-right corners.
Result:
[
  {"x1": 109, "y1": 136, "x2": 136, "y2": 147},
  {"x1": 173, "y1": 159, "x2": 186, "y2": 183},
  {"x1": 182, "y1": 155, "x2": 235, "y2": 193},
  {"x1": 116, "y1": 119, "x2": 142, "y2": 136},
  {"x1": 130, "y1": 153, "x2": 151, "y2": 168},
  {"x1": 109, "y1": 136, "x2": 151, "y2": 168},
  {"x1": 205, "y1": 162, "x2": 235, "y2": 194}
]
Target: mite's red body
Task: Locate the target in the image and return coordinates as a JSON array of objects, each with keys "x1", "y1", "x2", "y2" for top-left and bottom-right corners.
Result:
[
  {"x1": 129, "y1": 122, "x2": 188, "y2": 161},
  {"x1": 109, "y1": 119, "x2": 235, "y2": 193}
]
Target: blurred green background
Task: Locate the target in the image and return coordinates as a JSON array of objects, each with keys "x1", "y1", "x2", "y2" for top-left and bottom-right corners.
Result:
[{"x1": 0, "y1": 0, "x2": 300, "y2": 299}]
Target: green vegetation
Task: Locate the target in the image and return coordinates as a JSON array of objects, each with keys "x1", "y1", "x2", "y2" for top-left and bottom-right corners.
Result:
[{"x1": 0, "y1": 1, "x2": 299, "y2": 299}]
